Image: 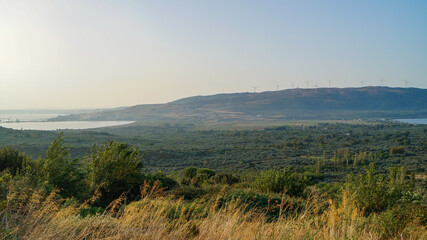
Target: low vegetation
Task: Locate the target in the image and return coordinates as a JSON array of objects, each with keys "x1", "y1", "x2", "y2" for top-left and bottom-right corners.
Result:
[{"x1": 0, "y1": 131, "x2": 425, "y2": 239}]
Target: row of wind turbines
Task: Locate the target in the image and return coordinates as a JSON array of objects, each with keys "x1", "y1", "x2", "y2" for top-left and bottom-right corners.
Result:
[{"x1": 251, "y1": 79, "x2": 411, "y2": 93}]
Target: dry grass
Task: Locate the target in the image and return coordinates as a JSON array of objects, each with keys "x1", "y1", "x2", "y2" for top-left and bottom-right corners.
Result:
[{"x1": 0, "y1": 183, "x2": 425, "y2": 240}]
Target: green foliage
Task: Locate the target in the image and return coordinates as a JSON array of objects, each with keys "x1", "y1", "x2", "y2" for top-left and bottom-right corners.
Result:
[
  {"x1": 192, "y1": 168, "x2": 216, "y2": 185},
  {"x1": 0, "y1": 129, "x2": 425, "y2": 239},
  {"x1": 372, "y1": 204, "x2": 425, "y2": 239},
  {"x1": 79, "y1": 207, "x2": 105, "y2": 217},
  {"x1": 181, "y1": 167, "x2": 217, "y2": 186},
  {"x1": 87, "y1": 140, "x2": 144, "y2": 205},
  {"x1": 171, "y1": 185, "x2": 207, "y2": 200},
  {"x1": 2, "y1": 122, "x2": 426, "y2": 183},
  {"x1": 0, "y1": 172, "x2": 12, "y2": 206},
  {"x1": 222, "y1": 192, "x2": 284, "y2": 220},
  {"x1": 182, "y1": 167, "x2": 197, "y2": 179},
  {"x1": 0, "y1": 146, "x2": 26, "y2": 174},
  {"x1": 316, "y1": 182, "x2": 343, "y2": 200},
  {"x1": 390, "y1": 146, "x2": 405, "y2": 155},
  {"x1": 345, "y1": 163, "x2": 417, "y2": 215},
  {"x1": 196, "y1": 168, "x2": 216, "y2": 178},
  {"x1": 212, "y1": 173, "x2": 239, "y2": 185},
  {"x1": 148, "y1": 171, "x2": 178, "y2": 190},
  {"x1": 252, "y1": 168, "x2": 308, "y2": 196},
  {"x1": 35, "y1": 133, "x2": 86, "y2": 198}
]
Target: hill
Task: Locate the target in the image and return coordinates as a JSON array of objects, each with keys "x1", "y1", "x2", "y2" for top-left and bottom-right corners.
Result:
[{"x1": 51, "y1": 87, "x2": 427, "y2": 122}]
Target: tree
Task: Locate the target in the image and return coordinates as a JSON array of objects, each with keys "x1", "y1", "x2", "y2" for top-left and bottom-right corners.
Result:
[
  {"x1": 36, "y1": 133, "x2": 86, "y2": 198},
  {"x1": 87, "y1": 141, "x2": 144, "y2": 205},
  {"x1": 0, "y1": 146, "x2": 26, "y2": 174}
]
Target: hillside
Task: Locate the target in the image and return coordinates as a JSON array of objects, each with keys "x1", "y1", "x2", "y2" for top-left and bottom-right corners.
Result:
[{"x1": 51, "y1": 87, "x2": 427, "y2": 122}]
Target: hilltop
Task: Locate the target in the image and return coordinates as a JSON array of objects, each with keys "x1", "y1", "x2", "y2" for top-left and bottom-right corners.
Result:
[{"x1": 51, "y1": 87, "x2": 427, "y2": 122}]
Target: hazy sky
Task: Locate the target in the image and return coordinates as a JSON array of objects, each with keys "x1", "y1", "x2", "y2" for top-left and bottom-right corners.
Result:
[{"x1": 1, "y1": 1, "x2": 426, "y2": 109}]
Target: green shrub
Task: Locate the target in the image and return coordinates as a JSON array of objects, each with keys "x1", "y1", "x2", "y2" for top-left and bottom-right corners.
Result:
[
  {"x1": 79, "y1": 207, "x2": 105, "y2": 217},
  {"x1": 181, "y1": 168, "x2": 216, "y2": 186},
  {"x1": 252, "y1": 168, "x2": 308, "y2": 196},
  {"x1": 0, "y1": 146, "x2": 26, "y2": 174},
  {"x1": 148, "y1": 171, "x2": 178, "y2": 190},
  {"x1": 390, "y1": 146, "x2": 405, "y2": 155},
  {"x1": 183, "y1": 167, "x2": 197, "y2": 179},
  {"x1": 196, "y1": 168, "x2": 216, "y2": 178},
  {"x1": 87, "y1": 140, "x2": 144, "y2": 205},
  {"x1": 34, "y1": 133, "x2": 86, "y2": 198},
  {"x1": 345, "y1": 163, "x2": 417, "y2": 215},
  {"x1": 212, "y1": 173, "x2": 239, "y2": 185},
  {"x1": 172, "y1": 186, "x2": 207, "y2": 200},
  {"x1": 372, "y1": 204, "x2": 425, "y2": 239}
]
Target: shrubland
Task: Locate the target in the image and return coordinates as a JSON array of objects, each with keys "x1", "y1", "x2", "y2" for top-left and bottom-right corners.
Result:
[
  {"x1": 1, "y1": 122, "x2": 426, "y2": 180},
  {"x1": 0, "y1": 130, "x2": 425, "y2": 239}
]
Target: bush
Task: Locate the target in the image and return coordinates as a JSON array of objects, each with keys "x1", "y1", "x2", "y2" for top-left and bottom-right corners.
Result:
[
  {"x1": 183, "y1": 167, "x2": 197, "y2": 179},
  {"x1": 372, "y1": 204, "x2": 425, "y2": 239},
  {"x1": 390, "y1": 146, "x2": 405, "y2": 155},
  {"x1": 196, "y1": 168, "x2": 216, "y2": 178},
  {"x1": 252, "y1": 168, "x2": 308, "y2": 196},
  {"x1": 345, "y1": 163, "x2": 417, "y2": 215},
  {"x1": 172, "y1": 186, "x2": 207, "y2": 200},
  {"x1": 212, "y1": 173, "x2": 239, "y2": 185},
  {"x1": 149, "y1": 171, "x2": 178, "y2": 190},
  {"x1": 181, "y1": 167, "x2": 216, "y2": 186},
  {"x1": 87, "y1": 141, "x2": 144, "y2": 205},
  {"x1": 0, "y1": 146, "x2": 27, "y2": 174},
  {"x1": 34, "y1": 133, "x2": 86, "y2": 198}
]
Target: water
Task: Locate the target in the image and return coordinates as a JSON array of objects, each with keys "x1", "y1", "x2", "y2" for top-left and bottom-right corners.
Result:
[
  {"x1": 394, "y1": 118, "x2": 427, "y2": 124},
  {"x1": 0, "y1": 121, "x2": 134, "y2": 130},
  {"x1": 0, "y1": 110, "x2": 92, "y2": 122},
  {"x1": 0, "y1": 113, "x2": 64, "y2": 122}
]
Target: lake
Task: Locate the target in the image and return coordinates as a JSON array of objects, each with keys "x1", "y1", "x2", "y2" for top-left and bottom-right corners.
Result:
[
  {"x1": 394, "y1": 118, "x2": 427, "y2": 124},
  {"x1": 0, "y1": 121, "x2": 134, "y2": 130},
  {"x1": 0, "y1": 109, "x2": 95, "y2": 122}
]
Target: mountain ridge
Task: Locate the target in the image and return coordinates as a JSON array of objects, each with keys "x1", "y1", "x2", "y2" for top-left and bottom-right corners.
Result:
[{"x1": 51, "y1": 87, "x2": 427, "y2": 122}]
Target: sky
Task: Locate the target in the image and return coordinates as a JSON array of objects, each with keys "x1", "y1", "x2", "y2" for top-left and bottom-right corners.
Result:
[{"x1": 0, "y1": 0, "x2": 426, "y2": 109}]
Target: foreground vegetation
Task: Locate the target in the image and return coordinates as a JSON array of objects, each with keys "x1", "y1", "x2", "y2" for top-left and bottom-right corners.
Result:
[
  {"x1": 0, "y1": 130, "x2": 425, "y2": 239},
  {"x1": 1, "y1": 121, "x2": 426, "y2": 179}
]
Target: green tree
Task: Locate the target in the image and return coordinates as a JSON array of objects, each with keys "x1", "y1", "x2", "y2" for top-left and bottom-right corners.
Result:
[
  {"x1": 87, "y1": 141, "x2": 144, "y2": 205},
  {"x1": 0, "y1": 146, "x2": 27, "y2": 174},
  {"x1": 35, "y1": 133, "x2": 86, "y2": 198}
]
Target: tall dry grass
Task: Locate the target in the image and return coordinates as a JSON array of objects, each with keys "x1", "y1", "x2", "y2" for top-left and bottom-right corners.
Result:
[{"x1": 0, "y1": 182, "x2": 425, "y2": 240}]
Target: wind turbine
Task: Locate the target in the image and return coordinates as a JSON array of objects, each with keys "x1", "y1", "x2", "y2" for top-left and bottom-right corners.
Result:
[
  {"x1": 306, "y1": 81, "x2": 309, "y2": 88},
  {"x1": 314, "y1": 81, "x2": 318, "y2": 93},
  {"x1": 276, "y1": 84, "x2": 281, "y2": 92},
  {"x1": 380, "y1": 78, "x2": 385, "y2": 86},
  {"x1": 404, "y1": 80, "x2": 409, "y2": 87},
  {"x1": 291, "y1": 82, "x2": 294, "y2": 89},
  {"x1": 360, "y1": 81, "x2": 364, "y2": 86},
  {"x1": 328, "y1": 80, "x2": 332, "y2": 87},
  {"x1": 252, "y1": 86, "x2": 257, "y2": 93}
]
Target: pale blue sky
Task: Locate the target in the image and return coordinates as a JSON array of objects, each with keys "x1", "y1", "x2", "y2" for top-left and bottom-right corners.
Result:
[{"x1": 0, "y1": 0, "x2": 426, "y2": 109}]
